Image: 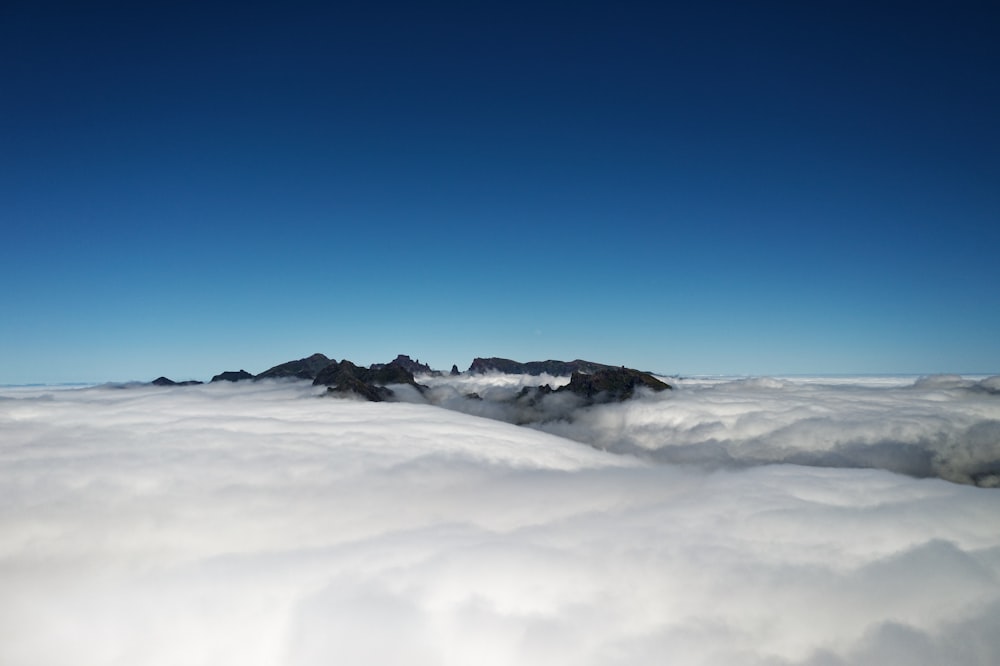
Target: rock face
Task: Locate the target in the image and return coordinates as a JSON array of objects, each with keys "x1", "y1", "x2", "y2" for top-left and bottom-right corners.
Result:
[
  {"x1": 256, "y1": 353, "x2": 332, "y2": 381},
  {"x1": 319, "y1": 365, "x2": 395, "y2": 402},
  {"x1": 465, "y1": 358, "x2": 670, "y2": 403},
  {"x1": 507, "y1": 368, "x2": 669, "y2": 408},
  {"x1": 210, "y1": 370, "x2": 254, "y2": 383},
  {"x1": 468, "y1": 357, "x2": 615, "y2": 376},
  {"x1": 450, "y1": 364, "x2": 461, "y2": 376},
  {"x1": 512, "y1": 383, "x2": 556, "y2": 407},
  {"x1": 560, "y1": 367, "x2": 671, "y2": 402},
  {"x1": 313, "y1": 360, "x2": 423, "y2": 402}
]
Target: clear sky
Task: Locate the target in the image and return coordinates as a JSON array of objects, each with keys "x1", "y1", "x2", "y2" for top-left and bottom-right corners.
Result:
[{"x1": 2, "y1": 1, "x2": 998, "y2": 383}]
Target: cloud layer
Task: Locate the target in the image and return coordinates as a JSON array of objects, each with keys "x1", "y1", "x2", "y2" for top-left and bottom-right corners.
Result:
[
  {"x1": 415, "y1": 373, "x2": 1000, "y2": 487},
  {"x1": 1, "y1": 380, "x2": 999, "y2": 665}
]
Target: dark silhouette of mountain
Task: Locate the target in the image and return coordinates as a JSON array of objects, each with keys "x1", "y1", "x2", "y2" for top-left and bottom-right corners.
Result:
[
  {"x1": 156, "y1": 353, "x2": 671, "y2": 407},
  {"x1": 210, "y1": 370, "x2": 254, "y2": 383},
  {"x1": 560, "y1": 367, "x2": 671, "y2": 401},
  {"x1": 508, "y1": 368, "x2": 671, "y2": 412},
  {"x1": 450, "y1": 364, "x2": 461, "y2": 376},
  {"x1": 318, "y1": 365, "x2": 395, "y2": 402},
  {"x1": 468, "y1": 357, "x2": 616, "y2": 376},
  {"x1": 512, "y1": 383, "x2": 556, "y2": 407},
  {"x1": 313, "y1": 359, "x2": 425, "y2": 402},
  {"x1": 151, "y1": 376, "x2": 204, "y2": 386},
  {"x1": 370, "y1": 354, "x2": 436, "y2": 376},
  {"x1": 256, "y1": 353, "x2": 332, "y2": 381}
]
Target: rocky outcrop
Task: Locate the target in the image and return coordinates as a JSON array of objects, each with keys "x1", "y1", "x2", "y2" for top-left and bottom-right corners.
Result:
[
  {"x1": 314, "y1": 360, "x2": 365, "y2": 388},
  {"x1": 323, "y1": 371, "x2": 395, "y2": 402},
  {"x1": 479, "y1": 367, "x2": 673, "y2": 427},
  {"x1": 210, "y1": 370, "x2": 254, "y2": 383},
  {"x1": 152, "y1": 376, "x2": 204, "y2": 386},
  {"x1": 256, "y1": 353, "x2": 332, "y2": 381},
  {"x1": 370, "y1": 362, "x2": 419, "y2": 385},
  {"x1": 372, "y1": 354, "x2": 435, "y2": 376},
  {"x1": 313, "y1": 360, "x2": 425, "y2": 402},
  {"x1": 560, "y1": 367, "x2": 671, "y2": 402},
  {"x1": 468, "y1": 357, "x2": 616, "y2": 376},
  {"x1": 450, "y1": 364, "x2": 461, "y2": 376},
  {"x1": 468, "y1": 357, "x2": 534, "y2": 374},
  {"x1": 512, "y1": 383, "x2": 556, "y2": 407},
  {"x1": 512, "y1": 367, "x2": 672, "y2": 407}
]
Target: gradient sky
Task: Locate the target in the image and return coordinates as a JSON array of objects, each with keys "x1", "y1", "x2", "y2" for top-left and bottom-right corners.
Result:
[{"x1": 2, "y1": 1, "x2": 998, "y2": 383}]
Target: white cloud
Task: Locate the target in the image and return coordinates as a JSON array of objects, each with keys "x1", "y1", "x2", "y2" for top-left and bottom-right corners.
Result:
[
  {"x1": 1, "y1": 380, "x2": 999, "y2": 665},
  {"x1": 448, "y1": 374, "x2": 1000, "y2": 486}
]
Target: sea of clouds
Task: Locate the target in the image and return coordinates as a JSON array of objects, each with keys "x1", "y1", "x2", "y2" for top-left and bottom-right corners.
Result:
[
  {"x1": 1, "y1": 378, "x2": 999, "y2": 665},
  {"x1": 416, "y1": 373, "x2": 1000, "y2": 487}
]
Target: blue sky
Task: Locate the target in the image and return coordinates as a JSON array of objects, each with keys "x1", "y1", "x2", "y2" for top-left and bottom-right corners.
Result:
[{"x1": 2, "y1": 1, "x2": 998, "y2": 383}]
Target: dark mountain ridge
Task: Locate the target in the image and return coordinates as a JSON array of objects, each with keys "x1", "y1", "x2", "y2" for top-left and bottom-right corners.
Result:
[
  {"x1": 256, "y1": 353, "x2": 332, "y2": 381},
  {"x1": 210, "y1": 370, "x2": 254, "y2": 383},
  {"x1": 371, "y1": 354, "x2": 437, "y2": 376},
  {"x1": 153, "y1": 354, "x2": 671, "y2": 405},
  {"x1": 468, "y1": 357, "x2": 616, "y2": 376},
  {"x1": 312, "y1": 359, "x2": 426, "y2": 402}
]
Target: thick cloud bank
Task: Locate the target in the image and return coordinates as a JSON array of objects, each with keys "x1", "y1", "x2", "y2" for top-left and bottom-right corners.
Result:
[
  {"x1": 417, "y1": 373, "x2": 1000, "y2": 487},
  {"x1": 2, "y1": 381, "x2": 999, "y2": 665}
]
